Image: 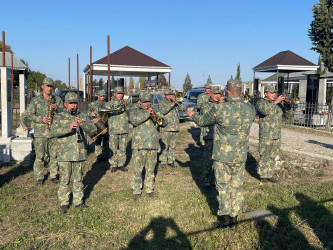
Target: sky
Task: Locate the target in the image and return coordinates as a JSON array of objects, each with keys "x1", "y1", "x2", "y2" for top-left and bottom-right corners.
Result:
[{"x1": 1, "y1": 0, "x2": 320, "y2": 89}]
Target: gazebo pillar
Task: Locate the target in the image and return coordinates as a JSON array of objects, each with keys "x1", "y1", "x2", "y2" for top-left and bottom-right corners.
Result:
[{"x1": 19, "y1": 73, "x2": 26, "y2": 113}]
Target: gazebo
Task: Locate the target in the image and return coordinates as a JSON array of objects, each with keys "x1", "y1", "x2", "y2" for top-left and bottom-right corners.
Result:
[
  {"x1": 252, "y1": 50, "x2": 319, "y2": 96},
  {"x1": 82, "y1": 46, "x2": 172, "y2": 98}
]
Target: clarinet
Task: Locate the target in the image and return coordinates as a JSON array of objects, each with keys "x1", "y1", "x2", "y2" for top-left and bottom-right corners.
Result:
[{"x1": 70, "y1": 108, "x2": 83, "y2": 143}]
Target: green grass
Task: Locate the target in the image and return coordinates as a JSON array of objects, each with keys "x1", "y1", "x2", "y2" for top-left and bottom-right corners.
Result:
[{"x1": 1, "y1": 125, "x2": 333, "y2": 249}]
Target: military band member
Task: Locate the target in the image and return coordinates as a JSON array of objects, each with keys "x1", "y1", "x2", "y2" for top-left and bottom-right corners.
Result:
[
  {"x1": 187, "y1": 79, "x2": 255, "y2": 229},
  {"x1": 158, "y1": 88, "x2": 186, "y2": 168},
  {"x1": 256, "y1": 86, "x2": 285, "y2": 183},
  {"x1": 50, "y1": 92, "x2": 97, "y2": 213},
  {"x1": 197, "y1": 83, "x2": 212, "y2": 147},
  {"x1": 90, "y1": 90, "x2": 109, "y2": 160},
  {"x1": 129, "y1": 91, "x2": 161, "y2": 200},
  {"x1": 201, "y1": 86, "x2": 225, "y2": 188},
  {"x1": 105, "y1": 86, "x2": 129, "y2": 172},
  {"x1": 21, "y1": 77, "x2": 64, "y2": 186}
]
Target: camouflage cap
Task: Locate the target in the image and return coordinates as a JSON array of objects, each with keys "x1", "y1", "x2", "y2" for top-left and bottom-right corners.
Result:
[
  {"x1": 164, "y1": 88, "x2": 174, "y2": 95},
  {"x1": 204, "y1": 83, "x2": 212, "y2": 89},
  {"x1": 210, "y1": 86, "x2": 223, "y2": 94},
  {"x1": 43, "y1": 77, "x2": 54, "y2": 87},
  {"x1": 65, "y1": 92, "x2": 78, "y2": 103},
  {"x1": 226, "y1": 78, "x2": 242, "y2": 89},
  {"x1": 97, "y1": 90, "x2": 106, "y2": 96},
  {"x1": 114, "y1": 86, "x2": 124, "y2": 94},
  {"x1": 264, "y1": 85, "x2": 277, "y2": 93},
  {"x1": 139, "y1": 91, "x2": 151, "y2": 102}
]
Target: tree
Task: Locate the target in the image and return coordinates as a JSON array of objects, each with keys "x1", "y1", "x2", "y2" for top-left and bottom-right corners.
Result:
[
  {"x1": 27, "y1": 71, "x2": 46, "y2": 91},
  {"x1": 235, "y1": 63, "x2": 241, "y2": 81},
  {"x1": 183, "y1": 73, "x2": 193, "y2": 92},
  {"x1": 0, "y1": 41, "x2": 13, "y2": 53},
  {"x1": 316, "y1": 56, "x2": 327, "y2": 75},
  {"x1": 129, "y1": 77, "x2": 135, "y2": 88},
  {"x1": 111, "y1": 76, "x2": 115, "y2": 89},
  {"x1": 54, "y1": 80, "x2": 67, "y2": 90},
  {"x1": 154, "y1": 74, "x2": 168, "y2": 88},
  {"x1": 206, "y1": 75, "x2": 212, "y2": 85},
  {"x1": 98, "y1": 77, "x2": 104, "y2": 90},
  {"x1": 308, "y1": 0, "x2": 333, "y2": 71},
  {"x1": 138, "y1": 77, "x2": 146, "y2": 89}
]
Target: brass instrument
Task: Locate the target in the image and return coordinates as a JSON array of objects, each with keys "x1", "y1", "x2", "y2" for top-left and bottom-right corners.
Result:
[
  {"x1": 70, "y1": 108, "x2": 83, "y2": 143},
  {"x1": 175, "y1": 92, "x2": 184, "y2": 103},
  {"x1": 89, "y1": 105, "x2": 108, "y2": 141},
  {"x1": 47, "y1": 96, "x2": 55, "y2": 130},
  {"x1": 243, "y1": 94, "x2": 251, "y2": 103},
  {"x1": 150, "y1": 112, "x2": 165, "y2": 126},
  {"x1": 283, "y1": 96, "x2": 300, "y2": 105}
]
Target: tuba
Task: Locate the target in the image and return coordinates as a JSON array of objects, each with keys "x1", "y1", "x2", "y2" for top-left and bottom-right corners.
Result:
[{"x1": 175, "y1": 92, "x2": 184, "y2": 102}]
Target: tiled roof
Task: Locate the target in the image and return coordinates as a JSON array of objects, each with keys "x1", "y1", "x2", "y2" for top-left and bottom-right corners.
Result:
[
  {"x1": 93, "y1": 46, "x2": 170, "y2": 67},
  {"x1": 254, "y1": 50, "x2": 316, "y2": 69}
]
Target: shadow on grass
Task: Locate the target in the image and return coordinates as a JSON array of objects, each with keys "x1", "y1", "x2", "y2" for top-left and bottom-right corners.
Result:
[
  {"x1": 82, "y1": 159, "x2": 110, "y2": 202},
  {"x1": 126, "y1": 216, "x2": 192, "y2": 249},
  {"x1": 245, "y1": 152, "x2": 260, "y2": 181},
  {"x1": 306, "y1": 140, "x2": 333, "y2": 150},
  {"x1": 256, "y1": 194, "x2": 333, "y2": 249},
  {"x1": 0, "y1": 157, "x2": 33, "y2": 188}
]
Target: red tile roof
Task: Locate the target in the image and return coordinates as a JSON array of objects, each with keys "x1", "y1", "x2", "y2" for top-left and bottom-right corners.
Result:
[
  {"x1": 253, "y1": 50, "x2": 316, "y2": 69},
  {"x1": 93, "y1": 46, "x2": 170, "y2": 67}
]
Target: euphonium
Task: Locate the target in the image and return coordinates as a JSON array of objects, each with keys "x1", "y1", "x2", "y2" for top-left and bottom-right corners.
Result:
[
  {"x1": 175, "y1": 92, "x2": 184, "y2": 102},
  {"x1": 243, "y1": 94, "x2": 250, "y2": 103}
]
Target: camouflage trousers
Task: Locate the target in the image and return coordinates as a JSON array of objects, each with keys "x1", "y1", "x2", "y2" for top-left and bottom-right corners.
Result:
[
  {"x1": 258, "y1": 137, "x2": 281, "y2": 179},
  {"x1": 34, "y1": 137, "x2": 58, "y2": 181},
  {"x1": 199, "y1": 127, "x2": 207, "y2": 146},
  {"x1": 214, "y1": 161, "x2": 245, "y2": 217},
  {"x1": 95, "y1": 132, "x2": 109, "y2": 159},
  {"x1": 202, "y1": 139, "x2": 214, "y2": 186},
  {"x1": 131, "y1": 149, "x2": 157, "y2": 195},
  {"x1": 159, "y1": 131, "x2": 177, "y2": 164},
  {"x1": 109, "y1": 133, "x2": 127, "y2": 168},
  {"x1": 58, "y1": 161, "x2": 84, "y2": 206}
]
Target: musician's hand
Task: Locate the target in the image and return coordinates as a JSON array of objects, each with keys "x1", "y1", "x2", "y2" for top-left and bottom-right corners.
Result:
[
  {"x1": 22, "y1": 125, "x2": 28, "y2": 131},
  {"x1": 218, "y1": 97, "x2": 225, "y2": 104},
  {"x1": 274, "y1": 95, "x2": 285, "y2": 104},
  {"x1": 70, "y1": 122, "x2": 78, "y2": 130},
  {"x1": 147, "y1": 107, "x2": 154, "y2": 114},
  {"x1": 43, "y1": 117, "x2": 50, "y2": 124},
  {"x1": 123, "y1": 99, "x2": 127, "y2": 108},
  {"x1": 91, "y1": 111, "x2": 97, "y2": 117},
  {"x1": 75, "y1": 117, "x2": 83, "y2": 126},
  {"x1": 186, "y1": 110, "x2": 195, "y2": 117},
  {"x1": 50, "y1": 104, "x2": 57, "y2": 110}
]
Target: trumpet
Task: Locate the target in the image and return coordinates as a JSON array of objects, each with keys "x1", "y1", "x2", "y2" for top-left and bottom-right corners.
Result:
[
  {"x1": 283, "y1": 96, "x2": 300, "y2": 104},
  {"x1": 150, "y1": 110, "x2": 165, "y2": 126},
  {"x1": 175, "y1": 92, "x2": 184, "y2": 103}
]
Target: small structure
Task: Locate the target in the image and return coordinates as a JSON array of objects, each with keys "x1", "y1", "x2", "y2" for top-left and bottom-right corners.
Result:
[
  {"x1": 0, "y1": 52, "x2": 31, "y2": 163},
  {"x1": 83, "y1": 46, "x2": 172, "y2": 97}
]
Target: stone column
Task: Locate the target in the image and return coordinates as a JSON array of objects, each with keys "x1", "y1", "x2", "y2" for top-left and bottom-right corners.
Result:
[
  {"x1": 1, "y1": 67, "x2": 12, "y2": 138},
  {"x1": 82, "y1": 72, "x2": 86, "y2": 100},
  {"x1": 318, "y1": 78, "x2": 327, "y2": 106},
  {"x1": 249, "y1": 82, "x2": 253, "y2": 96},
  {"x1": 19, "y1": 73, "x2": 26, "y2": 113},
  {"x1": 299, "y1": 79, "x2": 307, "y2": 103}
]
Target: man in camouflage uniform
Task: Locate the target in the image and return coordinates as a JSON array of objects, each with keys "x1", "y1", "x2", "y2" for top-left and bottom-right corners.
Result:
[
  {"x1": 158, "y1": 88, "x2": 186, "y2": 168},
  {"x1": 50, "y1": 92, "x2": 97, "y2": 213},
  {"x1": 256, "y1": 86, "x2": 285, "y2": 183},
  {"x1": 200, "y1": 86, "x2": 225, "y2": 188},
  {"x1": 197, "y1": 83, "x2": 211, "y2": 147},
  {"x1": 129, "y1": 91, "x2": 162, "y2": 200},
  {"x1": 90, "y1": 90, "x2": 109, "y2": 160},
  {"x1": 105, "y1": 86, "x2": 129, "y2": 172},
  {"x1": 21, "y1": 77, "x2": 64, "y2": 186},
  {"x1": 187, "y1": 79, "x2": 255, "y2": 229}
]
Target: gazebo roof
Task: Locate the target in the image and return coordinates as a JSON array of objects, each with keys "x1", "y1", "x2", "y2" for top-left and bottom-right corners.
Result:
[
  {"x1": 0, "y1": 52, "x2": 27, "y2": 70},
  {"x1": 83, "y1": 46, "x2": 172, "y2": 77},
  {"x1": 253, "y1": 50, "x2": 318, "y2": 73}
]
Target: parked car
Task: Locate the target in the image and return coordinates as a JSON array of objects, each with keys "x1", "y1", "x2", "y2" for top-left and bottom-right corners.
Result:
[
  {"x1": 53, "y1": 89, "x2": 84, "y2": 102},
  {"x1": 178, "y1": 88, "x2": 205, "y2": 119},
  {"x1": 127, "y1": 92, "x2": 163, "y2": 110}
]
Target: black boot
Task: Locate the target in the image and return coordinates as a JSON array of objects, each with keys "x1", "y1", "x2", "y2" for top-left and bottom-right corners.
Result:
[
  {"x1": 212, "y1": 215, "x2": 230, "y2": 228},
  {"x1": 229, "y1": 216, "x2": 238, "y2": 230}
]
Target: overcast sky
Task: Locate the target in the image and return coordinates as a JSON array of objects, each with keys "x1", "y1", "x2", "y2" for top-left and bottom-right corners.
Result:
[{"x1": 1, "y1": 0, "x2": 319, "y2": 89}]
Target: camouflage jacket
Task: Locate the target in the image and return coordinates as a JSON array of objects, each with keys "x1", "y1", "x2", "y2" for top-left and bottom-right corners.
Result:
[
  {"x1": 89, "y1": 99, "x2": 106, "y2": 118},
  {"x1": 256, "y1": 98, "x2": 283, "y2": 139},
  {"x1": 21, "y1": 94, "x2": 64, "y2": 138},
  {"x1": 105, "y1": 97, "x2": 129, "y2": 134},
  {"x1": 201, "y1": 98, "x2": 219, "y2": 140},
  {"x1": 197, "y1": 92, "x2": 210, "y2": 110},
  {"x1": 193, "y1": 96, "x2": 255, "y2": 163},
  {"x1": 50, "y1": 110, "x2": 97, "y2": 161},
  {"x1": 158, "y1": 98, "x2": 186, "y2": 132},
  {"x1": 129, "y1": 106, "x2": 159, "y2": 150}
]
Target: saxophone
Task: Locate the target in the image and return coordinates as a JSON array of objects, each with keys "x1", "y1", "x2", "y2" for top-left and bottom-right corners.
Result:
[{"x1": 47, "y1": 96, "x2": 55, "y2": 130}]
